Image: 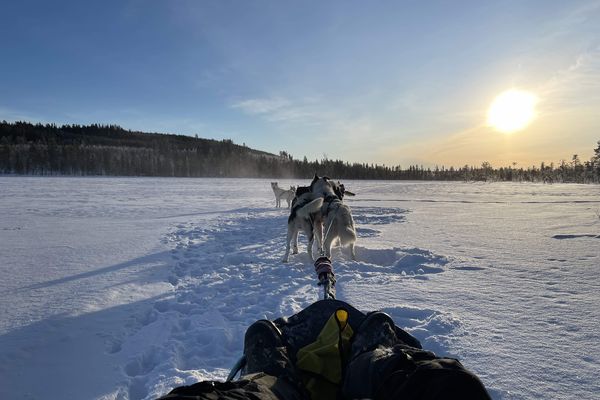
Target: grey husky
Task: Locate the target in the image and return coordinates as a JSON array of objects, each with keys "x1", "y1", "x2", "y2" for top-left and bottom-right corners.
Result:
[
  {"x1": 310, "y1": 175, "x2": 357, "y2": 260},
  {"x1": 271, "y1": 182, "x2": 296, "y2": 208},
  {"x1": 282, "y1": 190, "x2": 324, "y2": 263}
]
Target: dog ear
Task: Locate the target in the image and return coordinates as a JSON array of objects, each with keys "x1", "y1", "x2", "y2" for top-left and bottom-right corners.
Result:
[
  {"x1": 344, "y1": 190, "x2": 356, "y2": 196},
  {"x1": 310, "y1": 174, "x2": 319, "y2": 188}
]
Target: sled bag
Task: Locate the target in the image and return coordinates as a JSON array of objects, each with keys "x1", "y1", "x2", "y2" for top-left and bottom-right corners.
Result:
[{"x1": 295, "y1": 308, "x2": 354, "y2": 400}]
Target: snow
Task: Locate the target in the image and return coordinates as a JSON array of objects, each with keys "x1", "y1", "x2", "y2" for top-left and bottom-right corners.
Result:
[{"x1": 0, "y1": 177, "x2": 599, "y2": 400}]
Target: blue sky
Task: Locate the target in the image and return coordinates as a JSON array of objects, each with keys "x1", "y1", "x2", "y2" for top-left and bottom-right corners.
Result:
[{"x1": 2, "y1": 0, "x2": 599, "y2": 167}]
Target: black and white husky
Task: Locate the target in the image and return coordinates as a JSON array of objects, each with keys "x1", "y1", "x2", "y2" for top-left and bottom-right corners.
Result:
[
  {"x1": 310, "y1": 175, "x2": 357, "y2": 260},
  {"x1": 282, "y1": 189, "x2": 324, "y2": 263},
  {"x1": 271, "y1": 182, "x2": 296, "y2": 208}
]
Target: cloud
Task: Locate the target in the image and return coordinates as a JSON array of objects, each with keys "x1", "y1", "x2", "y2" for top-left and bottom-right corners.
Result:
[
  {"x1": 551, "y1": 1, "x2": 600, "y2": 37},
  {"x1": 232, "y1": 97, "x2": 288, "y2": 114},
  {"x1": 0, "y1": 106, "x2": 37, "y2": 122},
  {"x1": 230, "y1": 96, "x2": 325, "y2": 124},
  {"x1": 231, "y1": 98, "x2": 289, "y2": 115},
  {"x1": 539, "y1": 45, "x2": 600, "y2": 111}
]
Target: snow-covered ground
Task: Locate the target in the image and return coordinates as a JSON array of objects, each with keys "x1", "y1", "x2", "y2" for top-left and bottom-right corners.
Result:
[{"x1": 0, "y1": 177, "x2": 599, "y2": 400}]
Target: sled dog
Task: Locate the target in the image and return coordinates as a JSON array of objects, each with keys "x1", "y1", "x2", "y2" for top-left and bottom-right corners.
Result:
[
  {"x1": 310, "y1": 175, "x2": 357, "y2": 260},
  {"x1": 271, "y1": 182, "x2": 296, "y2": 208},
  {"x1": 282, "y1": 191, "x2": 324, "y2": 263}
]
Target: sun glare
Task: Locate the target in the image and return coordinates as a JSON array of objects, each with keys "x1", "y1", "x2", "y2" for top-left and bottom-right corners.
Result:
[{"x1": 487, "y1": 89, "x2": 538, "y2": 133}]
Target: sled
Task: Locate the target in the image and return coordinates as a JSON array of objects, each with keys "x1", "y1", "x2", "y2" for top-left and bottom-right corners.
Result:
[{"x1": 227, "y1": 298, "x2": 422, "y2": 381}]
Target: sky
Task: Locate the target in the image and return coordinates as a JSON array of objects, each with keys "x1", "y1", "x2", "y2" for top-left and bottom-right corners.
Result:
[{"x1": 1, "y1": 0, "x2": 599, "y2": 168}]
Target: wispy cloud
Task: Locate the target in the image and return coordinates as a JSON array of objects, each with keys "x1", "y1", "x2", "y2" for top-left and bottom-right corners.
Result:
[
  {"x1": 544, "y1": 1, "x2": 600, "y2": 40},
  {"x1": 0, "y1": 107, "x2": 21, "y2": 121},
  {"x1": 0, "y1": 106, "x2": 44, "y2": 123},
  {"x1": 539, "y1": 45, "x2": 600, "y2": 112},
  {"x1": 230, "y1": 96, "x2": 327, "y2": 124},
  {"x1": 232, "y1": 97, "x2": 289, "y2": 115}
]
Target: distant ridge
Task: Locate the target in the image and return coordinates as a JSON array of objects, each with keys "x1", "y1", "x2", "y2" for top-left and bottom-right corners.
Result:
[
  {"x1": 1, "y1": 120, "x2": 599, "y2": 183},
  {"x1": 0, "y1": 121, "x2": 295, "y2": 178},
  {"x1": 1, "y1": 120, "x2": 278, "y2": 157}
]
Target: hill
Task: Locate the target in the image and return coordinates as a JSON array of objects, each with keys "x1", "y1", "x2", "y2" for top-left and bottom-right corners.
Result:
[{"x1": 0, "y1": 121, "x2": 288, "y2": 177}]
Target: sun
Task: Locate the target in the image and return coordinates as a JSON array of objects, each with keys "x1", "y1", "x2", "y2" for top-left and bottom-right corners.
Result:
[{"x1": 487, "y1": 89, "x2": 538, "y2": 133}]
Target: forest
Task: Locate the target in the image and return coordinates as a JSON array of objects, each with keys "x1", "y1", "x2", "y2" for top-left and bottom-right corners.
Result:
[{"x1": 1, "y1": 121, "x2": 599, "y2": 183}]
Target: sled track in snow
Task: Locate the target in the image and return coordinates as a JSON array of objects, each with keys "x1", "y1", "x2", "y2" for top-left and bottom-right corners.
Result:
[{"x1": 119, "y1": 207, "x2": 461, "y2": 400}]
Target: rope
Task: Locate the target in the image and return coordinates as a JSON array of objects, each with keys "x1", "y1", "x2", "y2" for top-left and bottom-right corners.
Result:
[{"x1": 314, "y1": 256, "x2": 336, "y2": 300}]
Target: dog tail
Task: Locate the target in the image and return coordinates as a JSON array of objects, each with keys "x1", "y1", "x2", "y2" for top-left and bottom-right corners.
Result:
[{"x1": 296, "y1": 198, "x2": 324, "y2": 219}]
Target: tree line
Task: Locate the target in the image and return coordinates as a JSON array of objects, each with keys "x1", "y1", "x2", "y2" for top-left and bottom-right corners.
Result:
[{"x1": 1, "y1": 121, "x2": 599, "y2": 183}]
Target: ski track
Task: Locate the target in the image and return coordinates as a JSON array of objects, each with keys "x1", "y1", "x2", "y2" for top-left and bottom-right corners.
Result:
[{"x1": 115, "y1": 206, "x2": 455, "y2": 400}]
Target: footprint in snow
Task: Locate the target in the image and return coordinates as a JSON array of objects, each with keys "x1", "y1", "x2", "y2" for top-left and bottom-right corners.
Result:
[
  {"x1": 356, "y1": 227, "x2": 381, "y2": 238},
  {"x1": 335, "y1": 247, "x2": 448, "y2": 279},
  {"x1": 352, "y1": 206, "x2": 409, "y2": 225},
  {"x1": 382, "y1": 305, "x2": 463, "y2": 357}
]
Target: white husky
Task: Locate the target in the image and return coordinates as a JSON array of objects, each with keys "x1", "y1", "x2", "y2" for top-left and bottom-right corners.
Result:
[
  {"x1": 271, "y1": 182, "x2": 296, "y2": 208},
  {"x1": 282, "y1": 192, "x2": 324, "y2": 263},
  {"x1": 310, "y1": 175, "x2": 357, "y2": 260}
]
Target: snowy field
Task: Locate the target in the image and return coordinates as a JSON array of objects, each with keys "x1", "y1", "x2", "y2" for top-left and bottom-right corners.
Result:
[{"x1": 0, "y1": 176, "x2": 599, "y2": 400}]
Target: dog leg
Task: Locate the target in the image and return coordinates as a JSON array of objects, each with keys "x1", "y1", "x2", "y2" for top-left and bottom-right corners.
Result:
[
  {"x1": 307, "y1": 232, "x2": 315, "y2": 261},
  {"x1": 291, "y1": 229, "x2": 299, "y2": 254},
  {"x1": 282, "y1": 248, "x2": 290, "y2": 263},
  {"x1": 282, "y1": 249, "x2": 289, "y2": 263},
  {"x1": 281, "y1": 224, "x2": 298, "y2": 262},
  {"x1": 349, "y1": 242, "x2": 357, "y2": 260},
  {"x1": 339, "y1": 230, "x2": 357, "y2": 260},
  {"x1": 282, "y1": 226, "x2": 294, "y2": 263},
  {"x1": 314, "y1": 220, "x2": 323, "y2": 257}
]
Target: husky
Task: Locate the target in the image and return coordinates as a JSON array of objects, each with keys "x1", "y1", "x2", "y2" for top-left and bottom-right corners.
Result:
[
  {"x1": 282, "y1": 191, "x2": 324, "y2": 263},
  {"x1": 310, "y1": 175, "x2": 357, "y2": 260},
  {"x1": 271, "y1": 182, "x2": 296, "y2": 208}
]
